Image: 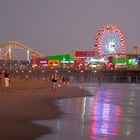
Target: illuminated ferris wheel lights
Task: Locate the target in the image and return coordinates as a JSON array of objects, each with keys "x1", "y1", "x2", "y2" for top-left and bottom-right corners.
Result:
[{"x1": 94, "y1": 24, "x2": 126, "y2": 58}]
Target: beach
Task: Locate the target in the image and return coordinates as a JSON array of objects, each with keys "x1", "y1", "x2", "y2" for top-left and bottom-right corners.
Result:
[{"x1": 0, "y1": 78, "x2": 89, "y2": 140}]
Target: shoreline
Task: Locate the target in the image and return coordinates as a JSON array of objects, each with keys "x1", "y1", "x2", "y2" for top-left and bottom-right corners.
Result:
[{"x1": 0, "y1": 78, "x2": 89, "y2": 140}]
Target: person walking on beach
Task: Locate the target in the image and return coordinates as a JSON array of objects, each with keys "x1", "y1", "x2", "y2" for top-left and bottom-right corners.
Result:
[
  {"x1": 4, "y1": 70, "x2": 10, "y2": 88},
  {"x1": 61, "y1": 76, "x2": 66, "y2": 86},
  {"x1": 51, "y1": 72, "x2": 58, "y2": 92},
  {"x1": 25, "y1": 74, "x2": 29, "y2": 81}
]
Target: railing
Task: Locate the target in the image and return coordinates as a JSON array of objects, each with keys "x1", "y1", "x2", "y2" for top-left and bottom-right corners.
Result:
[{"x1": 6, "y1": 69, "x2": 140, "y2": 83}]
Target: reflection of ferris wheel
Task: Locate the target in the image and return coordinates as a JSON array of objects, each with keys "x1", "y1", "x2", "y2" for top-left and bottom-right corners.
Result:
[{"x1": 94, "y1": 24, "x2": 126, "y2": 58}]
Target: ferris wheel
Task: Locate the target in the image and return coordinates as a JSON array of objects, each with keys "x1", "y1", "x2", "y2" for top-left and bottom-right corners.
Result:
[{"x1": 94, "y1": 24, "x2": 126, "y2": 58}]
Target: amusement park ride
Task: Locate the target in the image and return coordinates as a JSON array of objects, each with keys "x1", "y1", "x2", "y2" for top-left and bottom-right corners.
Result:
[
  {"x1": 0, "y1": 41, "x2": 44, "y2": 61},
  {"x1": 0, "y1": 34, "x2": 44, "y2": 62},
  {"x1": 0, "y1": 24, "x2": 138, "y2": 69},
  {"x1": 0, "y1": 39, "x2": 44, "y2": 68},
  {"x1": 94, "y1": 24, "x2": 126, "y2": 59}
]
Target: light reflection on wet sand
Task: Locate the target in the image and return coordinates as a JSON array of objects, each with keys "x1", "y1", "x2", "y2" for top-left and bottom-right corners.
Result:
[{"x1": 34, "y1": 83, "x2": 140, "y2": 140}]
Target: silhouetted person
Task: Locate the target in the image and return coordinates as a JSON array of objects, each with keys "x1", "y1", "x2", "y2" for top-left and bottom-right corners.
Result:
[
  {"x1": 51, "y1": 72, "x2": 58, "y2": 92},
  {"x1": 4, "y1": 70, "x2": 10, "y2": 88}
]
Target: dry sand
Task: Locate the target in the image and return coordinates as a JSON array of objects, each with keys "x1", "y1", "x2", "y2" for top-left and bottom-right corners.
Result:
[{"x1": 0, "y1": 78, "x2": 89, "y2": 140}]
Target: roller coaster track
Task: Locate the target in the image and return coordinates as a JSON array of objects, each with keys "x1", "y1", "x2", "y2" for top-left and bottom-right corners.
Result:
[{"x1": 0, "y1": 41, "x2": 44, "y2": 61}]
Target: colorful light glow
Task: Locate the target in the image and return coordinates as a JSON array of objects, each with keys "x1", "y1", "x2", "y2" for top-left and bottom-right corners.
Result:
[
  {"x1": 90, "y1": 91, "x2": 122, "y2": 138},
  {"x1": 94, "y1": 24, "x2": 126, "y2": 58}
]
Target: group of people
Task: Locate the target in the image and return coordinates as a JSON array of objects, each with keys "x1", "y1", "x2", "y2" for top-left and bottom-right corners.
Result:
[
  {"x1": 0, "y1": 70, "x2": 10, "y2": 88},
  {"x1": 0, "y1": 69, "x2": 69, "y2": 90},
  {"x1": 51, "y1": 72, "x2": 69, "y2": 92}
]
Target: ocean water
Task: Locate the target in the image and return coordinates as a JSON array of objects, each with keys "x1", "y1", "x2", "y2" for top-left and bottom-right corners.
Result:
[{"x1": 33, "y1": 83, "x2": 140, "y2": 140}]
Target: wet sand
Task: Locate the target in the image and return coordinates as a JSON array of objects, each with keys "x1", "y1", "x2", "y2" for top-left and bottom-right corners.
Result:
[{"x1": 0, "y1": 78, "x2": 89, "y2": 140}]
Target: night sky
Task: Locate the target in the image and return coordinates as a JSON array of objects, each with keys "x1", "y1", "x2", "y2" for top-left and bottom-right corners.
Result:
[{"x1": 0, "y1": 0, "x2": 140, "y2": 55}]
